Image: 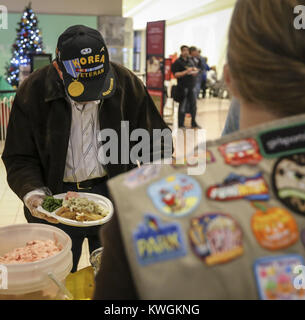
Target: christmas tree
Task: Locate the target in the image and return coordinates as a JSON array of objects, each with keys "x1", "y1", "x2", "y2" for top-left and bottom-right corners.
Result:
[{"x1": 5, "y1": 2, "x2": 43, "y2": 88}]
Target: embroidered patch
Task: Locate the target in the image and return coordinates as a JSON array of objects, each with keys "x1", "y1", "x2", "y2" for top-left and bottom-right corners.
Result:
[
  {"x1": 147, "y1": 174, "x2": 202, "y2": 217},
  {"x1": 62, "y1": 58, "x2": 105, "y2": 78},
  {"x1": 124, "y1": 164, "x2": 161, "y2": 189},
  {"x1": 219, "y1": 138, "x2": 262, "y2": 166},
  {"x1": 272, "y1": 153, "x2": 305, "y2": 216},
  {"x1": 188, "y1": 213, "x2": 243, "y2": 266},
  {"x1": 254, "y1": 255, "x2": 305, "y2": 300},
  {"x1": 133, "y1": 214, "x2": 186, "y2": 266},
  {"x1": 257, "y1": 123, "x2": 305, "y2": 158},
  {"x1": 207, "y1": 173, "x2": 269, "y2": 202},
  {"x1": 251, "y1": 202, "x2": 299, "y2": 251},
  {"x1": 80, "y1": 48, "x2": 92, "y2": 55}
]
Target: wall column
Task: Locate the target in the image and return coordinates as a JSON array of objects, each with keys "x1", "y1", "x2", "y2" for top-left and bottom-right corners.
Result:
[{"x1": 98, "y1": 16, "x2": 133, "y2": 70}]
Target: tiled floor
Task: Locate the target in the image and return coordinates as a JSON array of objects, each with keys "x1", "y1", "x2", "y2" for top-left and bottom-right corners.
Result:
[{"x1": 0, "y1": 97, "x2": 230, "y2": 271}]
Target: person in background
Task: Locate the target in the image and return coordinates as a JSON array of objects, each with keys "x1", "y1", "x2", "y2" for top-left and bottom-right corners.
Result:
[
  {"x1": 171, "y1": 45, "x2": 201, "y2": 128},
  {"x1": 206, "y1": 66, "x2": 217, "y2": 97},
  {"x1": 206, "y1": 66, "x2": 217, "y2": 87},
  {"x1": 2, "y1": 25, "x2": 171, "y2": 273},
  {"x1": 189, "y1": 46, "x2": 204, "y2": 100},
  {"x1": 93, "y1": 0, "x2": 305, "y2": 299},
  {"x1": 169, "y1": 52, "x2": 178, "y2": 80},
  {"x1": 198, "y1": 51, "x2": 210, "y2": 99}
]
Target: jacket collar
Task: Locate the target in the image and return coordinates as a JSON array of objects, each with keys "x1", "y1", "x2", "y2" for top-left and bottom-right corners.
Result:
[{"x1": 44, "y1": 63, "x2": 66, "y2": 103}]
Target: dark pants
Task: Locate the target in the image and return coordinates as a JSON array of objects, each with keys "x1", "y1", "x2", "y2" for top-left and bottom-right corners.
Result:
[
  {"x1": 201, "y1": 79, "x2": 207, "y2": 98},
  {"x1": 178, "y1": 87, "x2": 197, "y2": 127},
  {"x1": 59, "y1": 181, "x2": 109, "y2": 272}
]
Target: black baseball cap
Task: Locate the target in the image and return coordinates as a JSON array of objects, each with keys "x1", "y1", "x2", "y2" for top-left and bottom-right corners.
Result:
[{"x1": 56, "y1": 25, "x2": 116, "y2": 102}]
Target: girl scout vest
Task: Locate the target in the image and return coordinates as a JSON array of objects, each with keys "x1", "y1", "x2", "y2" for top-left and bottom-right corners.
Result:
[{"x1": 107, "y1": 114, "x2": 305, "y2": 300}]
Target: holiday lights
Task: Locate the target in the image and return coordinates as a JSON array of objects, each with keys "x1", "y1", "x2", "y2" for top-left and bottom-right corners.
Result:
[{"x1": 5, "y1": 2, "x2": 44, "y2": 87}]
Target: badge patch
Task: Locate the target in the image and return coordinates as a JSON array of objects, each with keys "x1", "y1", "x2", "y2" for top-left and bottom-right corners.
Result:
[
  {"x1": 62, "y1": 55, "x2": 105, "y2": 78},
  {"x1": 251, "y1": 202, "x2": 299, "y2": 250},
  {"x1": 207, "y1": 173, "x2": 269, "y2": 202},
  {"x1": 67, "y1": 79, "x2": 84, "y2": 97},
  {"x1": 189, "y1": 213, "x2": 243, "y2": 266},
  {"x1": 254, "y1": 255, "x2": 305, "y2": 300},
  {"x1": 272, "y1": 153, "x2": 305, "y2": 216},
  {"x1": 80, "y1": 48, "x2": 92, "y2": 55},
  {"x1": 219, "y1": 138, "x2": 262, "y2": 166},
  {"x1": 124, "y1": 164, "x2": 161, "y2": 189},
  {"x1": 258, "y1": 123, "x2": 305, "y2": 158},
  {"x1": 147, "y1": 174, "x2": 202, "y2": 218},
  {"x1": 133, "y1": 214, "x2": 186, "y2": 266}
]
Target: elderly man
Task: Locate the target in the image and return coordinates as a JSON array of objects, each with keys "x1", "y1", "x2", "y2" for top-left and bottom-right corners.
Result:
[{"x1": 2, "y1": 25, "x2": 172, "y2": 272}]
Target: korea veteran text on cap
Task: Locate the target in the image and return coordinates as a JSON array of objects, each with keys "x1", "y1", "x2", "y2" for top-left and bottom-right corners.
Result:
[{"x1": 56, "y1": 25, "x2": 116, "y2": 102}]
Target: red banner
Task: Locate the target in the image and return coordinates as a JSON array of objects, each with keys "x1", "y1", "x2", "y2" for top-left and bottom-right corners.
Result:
[
  {"x1": 146, "y1": 20, "x2": 165, "y2": 115},
  {"x1": 164, "y1": 58, "x2": 172, "y2": 81},
  {"x1": 146, "y1": 56, "x2": 164, "y2": 89},
  {"x1": 146, "y1": 20, "x2": 165, "y2": 55}
]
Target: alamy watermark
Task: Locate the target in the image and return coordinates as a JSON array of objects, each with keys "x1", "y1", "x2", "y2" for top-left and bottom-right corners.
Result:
[
  {"x1": 97, "y1": 122, "x2": 207, "y2": 176},
  {"x1": 0, "y1": 264, "x2": 8, "y2": 290},
  {"x1": 294, "y1": 5, "x2": 305, "y2": 29},
  {"x1": 0, "y1": 5, "x2": 8, "y2": 30}
]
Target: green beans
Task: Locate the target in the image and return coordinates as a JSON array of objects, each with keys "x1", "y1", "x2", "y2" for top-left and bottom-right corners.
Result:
[{"x1": 42, "y1": 196, "x2": 63, "y2": 212}]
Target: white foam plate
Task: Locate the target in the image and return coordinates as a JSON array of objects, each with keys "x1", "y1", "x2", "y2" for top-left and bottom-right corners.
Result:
[{"x1": 37, "y1": 192, "x2": 113, "y2": 227}]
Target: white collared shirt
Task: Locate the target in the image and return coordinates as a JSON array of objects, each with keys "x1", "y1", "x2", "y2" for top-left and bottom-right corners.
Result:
[
  {"x1": 23, "y1": 98, "x2": 106, "y2": 204},
  {"x1": 63, "y1": 98, "x2": 106, "y2": 183}
]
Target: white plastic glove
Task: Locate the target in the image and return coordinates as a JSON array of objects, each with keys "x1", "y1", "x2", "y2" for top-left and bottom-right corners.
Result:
[{"x1": 23, "y1": 188, "x2": 59, "y2": 224}]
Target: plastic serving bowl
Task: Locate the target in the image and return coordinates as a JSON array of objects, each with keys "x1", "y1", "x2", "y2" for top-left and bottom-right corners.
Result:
[{"x1": 0, "y1": 223, "x2": 72, "y2": 300}]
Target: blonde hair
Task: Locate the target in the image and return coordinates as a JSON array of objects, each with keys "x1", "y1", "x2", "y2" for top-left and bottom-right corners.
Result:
[{"x1": 228, "y1": 0, "x2": 305, "y2": 116}]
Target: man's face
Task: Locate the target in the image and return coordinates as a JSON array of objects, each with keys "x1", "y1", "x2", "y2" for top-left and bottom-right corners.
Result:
[
  {"x1": 191, "y1": 50, "x2": 198, "y2": 57},
  {"x1": 181, "y1": 47, "x2": 189, "y2": 58}
]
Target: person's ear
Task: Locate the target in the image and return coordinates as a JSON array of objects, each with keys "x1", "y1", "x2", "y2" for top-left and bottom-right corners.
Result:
[
  {"x1": 52, "y1": 60, "x2": 63, "y2": 80},
  {"x1": 224, "y1": 64, "x2": 240, "y2": 99}
]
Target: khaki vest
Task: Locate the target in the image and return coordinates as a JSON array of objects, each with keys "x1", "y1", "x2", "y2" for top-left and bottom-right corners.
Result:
[{"x1": 108, "y1": 114, "x2": 305, "y2": 300}]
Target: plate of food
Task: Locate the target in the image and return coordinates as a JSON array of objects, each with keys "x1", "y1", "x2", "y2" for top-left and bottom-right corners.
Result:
[{"x1": 37, "y1": 192, "x2": 113, "y2": 227}]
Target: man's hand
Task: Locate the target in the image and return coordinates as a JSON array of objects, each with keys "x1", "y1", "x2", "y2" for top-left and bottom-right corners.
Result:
[
  {"x1": 185, "y1": 67, "x2": 199, "y2": 76},
  {"x1": 191, "y1": 67, "x2": 199, "y2": 76},
  {"x1": 24, "y1": 193, "x2": 59, "y2": 224},
  {"x1": 185, "y1": 67, "x2": 194, "y2": 75}
]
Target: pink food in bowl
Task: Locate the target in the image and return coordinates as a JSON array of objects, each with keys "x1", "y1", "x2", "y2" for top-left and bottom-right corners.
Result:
[{"x1": 0, "y1": 240, "x2": 62, "y2": 264}]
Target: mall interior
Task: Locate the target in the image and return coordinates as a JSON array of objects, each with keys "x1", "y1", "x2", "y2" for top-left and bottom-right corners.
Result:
[
  {"x1": 0, "y1": 0, "x2": 304, "y2": 301},
  {"x1": 0, "y1": 0, "x2": 232, "y2": 266}
]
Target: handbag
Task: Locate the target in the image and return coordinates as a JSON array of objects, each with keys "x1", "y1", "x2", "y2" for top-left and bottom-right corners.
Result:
[{"x1": 171, "y1": 85, "x2": 184, "y2": 103}]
